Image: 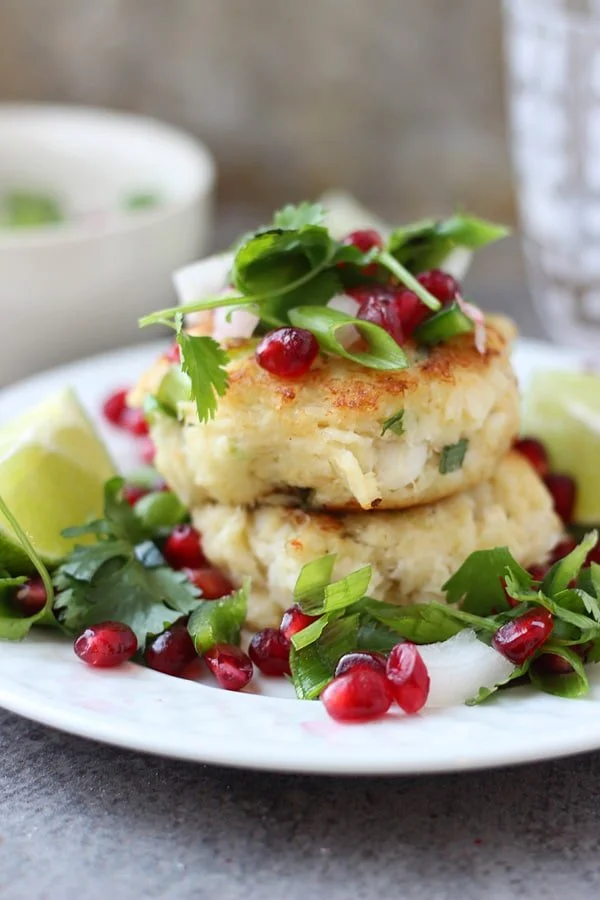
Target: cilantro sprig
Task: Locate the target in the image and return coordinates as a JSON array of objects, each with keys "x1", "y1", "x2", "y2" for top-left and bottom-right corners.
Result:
[
  {"x1": 52, "y1": 478, "x2": 200, "y2": 646},
  {"x1": 139, "y1": 203, "x2": 508, "y2": 423}
]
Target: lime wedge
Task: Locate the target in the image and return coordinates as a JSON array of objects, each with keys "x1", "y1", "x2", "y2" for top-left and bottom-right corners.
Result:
[
  {"x1": 522, "y1": 370, "x2": 600, "y2": 525},
  {"x1": 0, "y1": 388, "x2": 116, "y2": 573}
]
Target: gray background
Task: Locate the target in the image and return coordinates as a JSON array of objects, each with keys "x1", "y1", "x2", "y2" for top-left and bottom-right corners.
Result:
[
  {"x1": 0, "y1": 0, "x2": 513, "y2": 223},
  {"x1": 1, "y1": 704, "x2": 599, "y2": 900},
  {"x1": 0, "y1": 0, "x2": 529, "y2": 320}
]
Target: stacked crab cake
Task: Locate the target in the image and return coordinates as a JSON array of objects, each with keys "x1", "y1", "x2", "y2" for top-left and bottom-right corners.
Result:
[{"x1": 132, "y1": 317, "x2": 562, "y2": 630}]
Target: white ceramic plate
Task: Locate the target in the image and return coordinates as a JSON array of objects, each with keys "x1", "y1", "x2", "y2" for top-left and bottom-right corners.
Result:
[{"x1": 1, "y1": 337, "x2": 599, "y2": 775}]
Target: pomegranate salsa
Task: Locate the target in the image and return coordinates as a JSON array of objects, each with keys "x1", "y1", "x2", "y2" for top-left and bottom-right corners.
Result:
[{"x1": 1, "y1": 446, "x2": 599, "y2": 725}]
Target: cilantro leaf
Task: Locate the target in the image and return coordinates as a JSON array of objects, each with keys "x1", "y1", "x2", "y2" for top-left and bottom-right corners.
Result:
[
  {"x1": 467, "y1": 662, "x2": 530, "y2": 705},
  {"x1": 443, "y1": 546, "x2": 531, "y2": 615},
  {"x1": 273, "y1": 202, "x2": 326, "y2": 230},
  {"x1": 232, "y1": 227, "x2": 335, "y2": 299},
  {"x1": 439, "y1": 439, "x2": 469, "y2": 474},
  {"x1": 362, "y1": 598, "x2": 497, "y2": 643},
  {"x1": 187, "y1": 582, "x2": 248, "y2": 653},
  {"x1": 542, "y1": 531, "x2": 598, "y2": 597},
  {"x1": 54, "y1": 552, "x2": 200, "y2": 646},
  {"x1": 57, "y1": 540, "x2": 131, "y2": 583},
  {"x1": 529, "y1": 644, "x2": 589, "y2": 699},
  {"x1": 387, "y1": 213, "x2": 509, "y2": 274},
  {"x1": 177, "y1": 330, "x2": 229, "y2": 424},
  {"x1": 258, "y1": 268, "x2": 341, "y2": 327},
  {"x1": 381, "y1": 410, "x2": 404, "y2": 436}
]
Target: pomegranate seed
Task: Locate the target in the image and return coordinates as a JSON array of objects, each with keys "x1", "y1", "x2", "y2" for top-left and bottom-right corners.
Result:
[
  {"x1": 335, "y1": 651, "x2": 387, "y2": 677},
  {"x1": 280, "y1": 604, "x2": 318, "y2": 640},
  {"x1": 321, "y1": 668, "x2": 393, "y2": 723},
  {"x1": 393, "y1": 288, "x2": 431, "y2": 336},
  {"x1": 138, "y1": 437, "x2": 156, "y2": 465},
  {"x1": 356, "y1": 290, "x2": 405, "y2": 345},
  {"x1": 350, "y1": 284, "x2": 430, "y2": 340},
  {"x1": 162, "y1": 524, "x2": 205, "y2": 570},
  {"x1": 416, "y1": 269, "x2": 460, "y2": 305},
  {"x1": 184, "y1": 567, "x2": 234, "y2": 600},
  {"x1": 165, "y1": 341, "x2": 181, "y2": 363},
  {"x1": 513, "y1": 437, "x2": 550, "y2": 478},
  {"x1": 385, "y1": 643, "x2": 430, "y2": 714},
  {"x1": 492, "y1": 608, "x2": 554, "y2": 664},
  {"x1": 528, "y1": 565, "x2": 549, "y2": 582},
  {"x1": 10, "y1": 577, "x2": 47, "y2": 616},
  {"x1": 122, "y1": 483, "x2": 149, "y2": 506},
  {"x1": 144, "y1": 620, "x2": 196, "y2": 676},
  {"x1": 550, "y1": 538, "x2": 578, "y2": 565},
  {"x1": 341, "y1": 228, "x2": 384, "y2": 253},
  {"x1": 120, "y1": 407, "x2": 149, "y2": 437},
  {"x1": 74, "y1": 621, "x2": 137, "y2": 668},
  {"x1": 256, "y1": 327, "x2": 319, "y2": 379},
  {"x1": 533, "y1": 653, "x2": 575, "y2": 676},
  {"x1": 204, "y1": 644, "x2": 253, "y2": 691},
  {"x1": 102, "y1": 389, "x2": 129, "y2": 426},
  {"x1": 544, "y1": 474, "x2": 577, "y2": 523},
  {"x1": 248, "y1": 628, "x2": 291, "y2": 676}
]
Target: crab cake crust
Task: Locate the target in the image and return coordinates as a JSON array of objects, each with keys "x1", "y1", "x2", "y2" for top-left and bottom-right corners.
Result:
[
  {"x1": 141, "y1": 317, "x2": 519, "y2": 511},
  {"x1": 191, "y1": 452, "x2": 562, "y2": 630}
]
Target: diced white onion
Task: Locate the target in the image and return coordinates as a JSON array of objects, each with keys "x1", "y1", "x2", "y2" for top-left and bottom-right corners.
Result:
[
  {"x1": 172, "y1": 253, "x2": 234, "y2": 306},
  {"x1": 418, "y1": 629, "x2": 514, "y2": 709},
  {"x1": 327, "y1": 293, "x2": 361, "y2": 349},
  {"x1": 441, "y1": 248, "x2": 473, "y2": 280},
  {"x1": 457, "y1": 295, "x2": 487, "y2": 354},
  {"x1": 327, "y1": 293, "x2": 361, "y2": 317},
  {"x1": 212, "y1": 306, "x2": 260, "y2": 342}
]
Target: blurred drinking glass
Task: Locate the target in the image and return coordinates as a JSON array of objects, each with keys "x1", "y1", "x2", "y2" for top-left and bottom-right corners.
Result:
[{"x1": 504, "y1": 0, "x2": 600, "y2": 350}]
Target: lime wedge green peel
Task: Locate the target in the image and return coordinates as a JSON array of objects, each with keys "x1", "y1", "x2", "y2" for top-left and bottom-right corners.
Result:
[
  {"x1": 522, "y1": 370, "x2": 600, "y2": 525},
  {"x1": 0, "y1": 388, "x2": 116, "y2": 573}
]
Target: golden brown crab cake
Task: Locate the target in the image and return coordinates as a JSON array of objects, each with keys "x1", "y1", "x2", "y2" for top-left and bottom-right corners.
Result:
[
  {"x1": 136, "y1": 316, "x2": 519, "y2": 511},
  {"x1": 191, "y1": 452, "x2": 562, "y2": 630}
]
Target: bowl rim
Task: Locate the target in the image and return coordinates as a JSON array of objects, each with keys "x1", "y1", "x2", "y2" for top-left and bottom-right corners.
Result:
[{"x1": 0, "y1": 102, "x2": 215, "y2": 251}]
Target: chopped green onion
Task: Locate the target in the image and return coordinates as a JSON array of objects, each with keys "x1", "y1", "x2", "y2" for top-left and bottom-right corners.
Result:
[
  {"x1": 288, "y1": 307, "x2": 408, "y2": 371},
  {"x1": 439, "y1": 439, "x2": 468, "y2": 474},
  {"x1": 294, "y1": 554, "x2": 337, "y2": 613},
  {"x1": 377, "y1": 251, "x2": 441, "y2": 311},
  {"x1": 156, "y1": 367, "x2": 192, "y2": 416},
  {"x1": 413, "y1": 302, "x2": 474, "y2": 346},
  {"x1": 289, "y1": 644, "x2": 333, "y2": 700},
  {"x1": 381, "y1": 410, "x2": 405, "y2": 437}
]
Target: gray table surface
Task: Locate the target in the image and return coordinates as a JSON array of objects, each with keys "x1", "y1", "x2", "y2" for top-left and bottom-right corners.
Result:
[{"x1": 1, "y1": 257, "x2": 593, "y2": 900}]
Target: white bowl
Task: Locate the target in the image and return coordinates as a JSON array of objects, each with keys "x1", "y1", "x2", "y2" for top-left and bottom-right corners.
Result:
[{"x1": 0, "y1": 104, "x2": 215, "y2": 386}]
